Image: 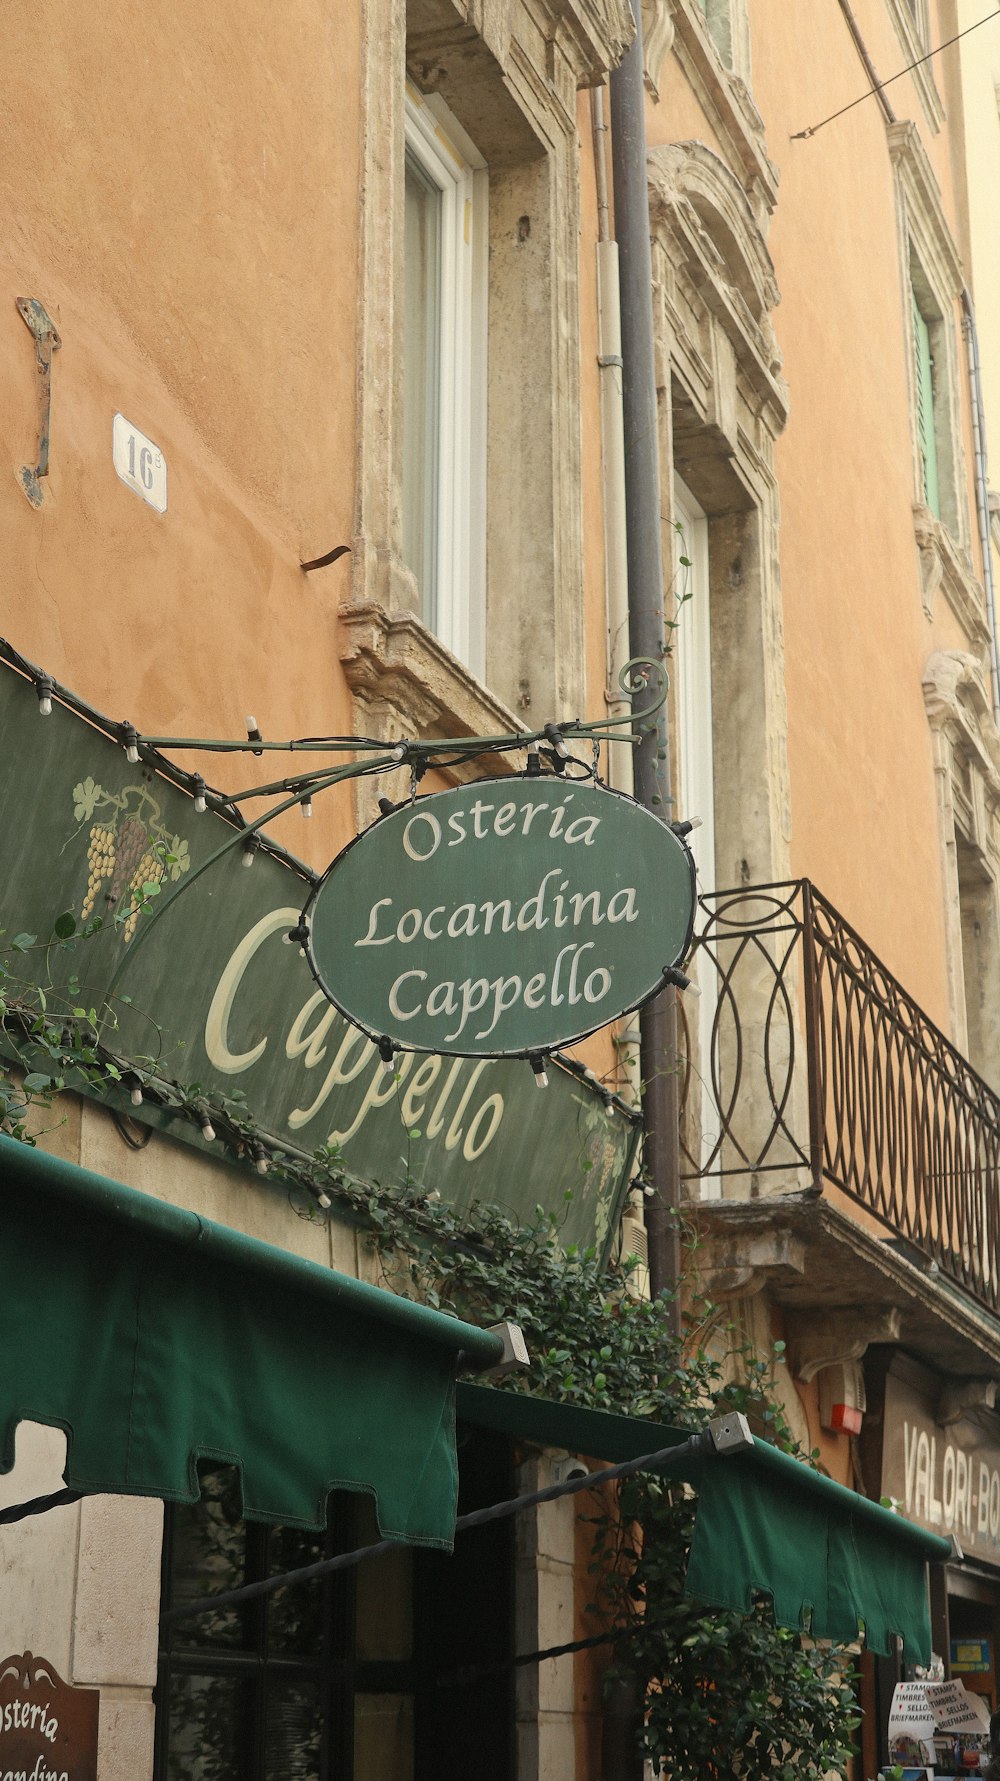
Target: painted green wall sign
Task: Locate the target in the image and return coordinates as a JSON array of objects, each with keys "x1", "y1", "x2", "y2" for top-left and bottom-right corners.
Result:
[
  {"x1": 306, "y1": 779, "x2": 695, "y2": 1057},
  {"x1": 0, "y1": 660, "x2": 640, "y2": 1255}
]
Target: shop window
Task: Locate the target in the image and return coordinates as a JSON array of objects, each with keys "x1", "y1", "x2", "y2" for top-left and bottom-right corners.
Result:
[
  {"x1": 154, "y1": 1465, "x2": 415, "y2": 1781},
  {"x1": 155, "y1": 1438, "x2": 515, "y2": 1780},
  {"x1": 402, "y1": 87, "x2": 487, "y2": 679}
]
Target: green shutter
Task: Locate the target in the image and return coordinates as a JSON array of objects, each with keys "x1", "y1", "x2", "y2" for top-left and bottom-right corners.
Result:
[{"x1": 912, "y1": 289, "x2": 940, "y2": 518}]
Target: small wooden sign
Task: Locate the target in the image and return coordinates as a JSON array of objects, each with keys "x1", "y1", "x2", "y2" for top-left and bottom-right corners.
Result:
[{"x1": 0, "y1": 1651, "x2": 99, "y2": 1780}]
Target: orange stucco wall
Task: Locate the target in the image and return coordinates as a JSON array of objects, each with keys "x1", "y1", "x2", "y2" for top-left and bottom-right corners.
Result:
[
  {"x1": 646, "y1": 0, "x2": 981, "y2": 1034},
  {"x1": 1, "y1": 1, "x2": 361, "y2": 868}
]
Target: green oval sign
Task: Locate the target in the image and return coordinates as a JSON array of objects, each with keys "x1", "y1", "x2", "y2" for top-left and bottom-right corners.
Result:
[{"x1": 304, "y1": 777, "x2": 695, "y2": 1058}]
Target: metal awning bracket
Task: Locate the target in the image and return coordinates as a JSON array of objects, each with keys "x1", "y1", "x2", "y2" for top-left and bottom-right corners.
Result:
[{"x1": 16, "y1": 296, "x2": 61, "y2": 507}]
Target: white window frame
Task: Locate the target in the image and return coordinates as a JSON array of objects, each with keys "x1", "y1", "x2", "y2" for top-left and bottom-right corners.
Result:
[{"x1": 403, "y1": 86, "x2": 487, "y2": 680}]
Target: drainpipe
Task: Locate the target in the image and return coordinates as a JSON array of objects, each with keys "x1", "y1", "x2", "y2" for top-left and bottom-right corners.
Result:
[
  {"x1": 591, "y1": 84, "x2": 633, "y2": 800},
  {"x1": 609, "y1": 0, "x2": 683, "y2": 1324},
  {"x1": 962, "y1": 288, "x2": 1000, "y2": 720}
]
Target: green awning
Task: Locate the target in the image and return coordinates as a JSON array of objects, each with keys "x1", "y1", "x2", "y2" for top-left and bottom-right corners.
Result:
[
  {"x1": 0, "y1": 1134, "x2": 502, "y2": 1546},
  {"x1": 457, "y1": 1384, "x2": 950, "y2": 1663}
]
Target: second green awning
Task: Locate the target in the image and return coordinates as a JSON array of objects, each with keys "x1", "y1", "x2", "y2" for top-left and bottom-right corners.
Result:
[
  {"x1": 0, "y1": 1135, "x2": 502, "y2": 1545},
  {"x1": 456, "y1": 1383, "x2": 950, "y2": 1662}
]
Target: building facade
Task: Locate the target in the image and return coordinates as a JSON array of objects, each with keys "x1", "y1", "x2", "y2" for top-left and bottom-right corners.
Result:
[{"x1": 3, "y1": 0, "x2": 1000, "y2": 1775}]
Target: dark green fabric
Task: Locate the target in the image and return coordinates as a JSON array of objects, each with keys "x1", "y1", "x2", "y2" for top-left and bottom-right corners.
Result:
[
  {"x1": 0, "y1": 1135, "x2": 501, "y2": 1544},
  {"x1": 457, "y1": 1384, "x2": 949, "y2": 1662}
]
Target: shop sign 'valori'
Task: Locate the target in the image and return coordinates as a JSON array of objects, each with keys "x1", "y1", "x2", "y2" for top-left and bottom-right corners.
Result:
[{"x1": 304, "y1": 778, "x2": 696, "y2": 1057}]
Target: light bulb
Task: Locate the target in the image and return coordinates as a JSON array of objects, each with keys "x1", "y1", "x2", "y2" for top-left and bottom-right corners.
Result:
[{"x1": 193, "y1": 776, "x2": 207, "y2": 814}]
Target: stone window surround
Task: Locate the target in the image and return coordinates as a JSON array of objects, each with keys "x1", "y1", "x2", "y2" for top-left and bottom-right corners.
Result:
[
  {"x1": 884, "y1": 0, "x2": 944, "y2": 133},
  {"x1": 641, "y1": 0, "x2": 779, "y2": 223},
  {"x1": 346, "y1": 0, "x2": 633, "y2": 791},
  {"x1": 648, "y1": 140, "x2": 800, "y2": 1193},
  {"x1": 923, "y1": 648, "x2": 1000, "y2": 1058},
  {"x1": 889, "y1": 122, "x2": 975, "y2": 581},
  {"x1": 647, "y1": 139, "x2": 791, "y2": 898}
]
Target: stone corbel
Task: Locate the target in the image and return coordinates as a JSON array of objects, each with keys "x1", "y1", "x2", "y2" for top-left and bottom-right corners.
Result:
[
  {"x1": 787, "y1": 1306, "x2": 900, "y2": 1383},
  {"x1": 691, "y1": 1228, "x2": 806, "y2": 1301},
  {"x1": 641, "y1": 0, "x2": 675, "y2": 100},
  {"x1": 914, "y1": 505, "x2": 991, "y2": 648},
  {"x1": 937, "y1": 1376, "x2": 1000, "y2": 1425},
  {"x1": 923, "y1": 648, "x2": 1000, "y2": 781},
  {"x1": 338, "y1": 600, "x2": 524, "y2": 824}
]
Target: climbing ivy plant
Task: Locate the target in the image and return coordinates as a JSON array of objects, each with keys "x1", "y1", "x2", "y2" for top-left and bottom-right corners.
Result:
[{"x1": 375, "y1": 1203, "x2": 861, "y2": 1781}]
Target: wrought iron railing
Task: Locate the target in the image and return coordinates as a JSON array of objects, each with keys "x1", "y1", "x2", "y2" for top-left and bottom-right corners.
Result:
[{"x1": 679, "y1": 880, "x2": 1000, "y2": 1315}]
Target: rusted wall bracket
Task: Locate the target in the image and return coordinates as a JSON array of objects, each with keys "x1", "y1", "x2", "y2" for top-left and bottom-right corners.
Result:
[{"x1": 16, "y1": 297, "x2": 61, "y2": 507}]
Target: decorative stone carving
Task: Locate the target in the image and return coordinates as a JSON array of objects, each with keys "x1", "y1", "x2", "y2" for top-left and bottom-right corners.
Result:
[
  {"x1": 937, "y1": 1376, "x2": 1000, "y2": 1426},
  {"x1": 647, "y1": 141, "x2": 787, "y2": 432},
  {"x1": 641, "y1": 0, "x2": 675, "y2": 100},
  {"x1": 689, "y1": 1228, "x2": 806, "y2": 1301},
  {"x1": 914, "y1": 506, "x2": 991, "y2": 644},
  {"x1": 787, "y1": 1307, "x2": 901, "y2": 1383},
  {"x1": 923, "y1": 648, "x2": 1000, "y2": 778},
  {"x1": 667, "y1": 4, "x2": 778, "y2": 219},
  {"x1": 338, "y1": 601, "x2": 523, "y2": 826}
]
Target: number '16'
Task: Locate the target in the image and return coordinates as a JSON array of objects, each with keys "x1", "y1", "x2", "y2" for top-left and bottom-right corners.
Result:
[{"x1": 127, "y1": 433, "x2": 154, "y2": 490}]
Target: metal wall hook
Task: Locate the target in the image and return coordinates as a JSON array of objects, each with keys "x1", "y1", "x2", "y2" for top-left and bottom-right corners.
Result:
[{"x1": 16, "y1": 298, "x2": 61, "y2": 508}]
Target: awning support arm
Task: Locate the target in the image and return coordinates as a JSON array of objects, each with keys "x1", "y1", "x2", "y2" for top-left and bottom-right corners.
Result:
[{"x1": 160, "y1": 1413, "x2": 752, "y2": 1628}]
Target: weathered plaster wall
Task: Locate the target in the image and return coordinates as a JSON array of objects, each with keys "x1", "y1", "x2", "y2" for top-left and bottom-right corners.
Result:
[
  {"x1": 0, "y1": 1, "x2": 361, "y2": 872},
  {"x1": 642, "y1": 0, "x2": 986, "y2": 1034}
]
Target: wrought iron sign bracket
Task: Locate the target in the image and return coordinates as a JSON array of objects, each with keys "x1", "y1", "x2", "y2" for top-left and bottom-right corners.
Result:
[
  {"x1": 0, "y1": 641, "x2": 676, "y2": 1072},
  {"x1": 16, "y1": 298, "x2": 61, "y2": 508}
]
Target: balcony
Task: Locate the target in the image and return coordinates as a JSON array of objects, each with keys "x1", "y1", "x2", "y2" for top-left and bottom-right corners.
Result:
[{"x1": 678, "y1": 882, "x2": 1000, "y2": 1332}]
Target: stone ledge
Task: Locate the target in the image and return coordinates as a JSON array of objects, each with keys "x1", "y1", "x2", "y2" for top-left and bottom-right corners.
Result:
[{"x1": 683, "y1": 1189, "x2": 1000, "y2": 1378}]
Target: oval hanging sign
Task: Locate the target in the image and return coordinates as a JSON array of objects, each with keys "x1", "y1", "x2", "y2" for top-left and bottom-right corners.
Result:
[{"x1": 303, "y1": 777, "x2": 695, "y2": 1058}]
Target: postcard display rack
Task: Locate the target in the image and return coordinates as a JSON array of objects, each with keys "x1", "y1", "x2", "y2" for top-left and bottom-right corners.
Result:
[{"x1": 888, "y1": 1678, "x2": 994, "y2": 1777}]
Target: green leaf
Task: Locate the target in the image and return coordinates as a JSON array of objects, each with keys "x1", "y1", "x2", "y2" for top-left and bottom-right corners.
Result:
[
  {"x1": 22, "y1": 1072, "x2": 54, "y2": 1092},
  {"x1": 11, "y1": 933, "x2": 36, "y2": 952},
  {"x1": 52, "y1": 912, "x2": 77, "y2": 940}
]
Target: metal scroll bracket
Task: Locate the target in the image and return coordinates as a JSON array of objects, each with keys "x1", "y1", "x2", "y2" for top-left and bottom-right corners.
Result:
[{"x1": 16, "y1": 297, "x2": 61, "y2": 508}]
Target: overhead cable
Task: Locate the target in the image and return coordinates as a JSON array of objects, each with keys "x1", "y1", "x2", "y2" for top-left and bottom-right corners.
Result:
[{"x1": 792, "y1": 8, "x2": 1000, "y2": 139}]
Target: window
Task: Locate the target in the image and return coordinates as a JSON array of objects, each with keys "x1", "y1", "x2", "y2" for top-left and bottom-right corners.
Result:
[
  {"x1": 155, "y1": 1467, "x2": 415, "y2": 1781},
  {"x1": 911, "y1": 276, "x2": 941, "y2": 519},
  {"x1": 955, "y1": 831, "x2": 1000, "y2": 1089},
  {"x1": 698, "y1": 0, "x2": 736, "y2": 70},
  {"x1": 402, "y1": 87, "x2": 487, "y2": 680},
  {"x1": 154, "y1": 1441, "x2": 516, "y2": 1781},
  {"x1": 884, "y1": 0, "x2": 942, "y2": 127},
  {"x1": 889, "y1": 126, "x2": 969, "y2": 567},
  {"x1": 673, "y1": 481, "x2": 722, "y2": 1192}
]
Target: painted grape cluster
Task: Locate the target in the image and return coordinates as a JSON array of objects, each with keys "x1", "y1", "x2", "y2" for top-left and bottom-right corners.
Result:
[{"x1": 71, "y1": 777, "x2": 190, "y2": 940}]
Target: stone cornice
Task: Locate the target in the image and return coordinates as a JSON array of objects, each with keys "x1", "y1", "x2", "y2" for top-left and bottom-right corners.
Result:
[
  {"x1": 648, "y1": 141, "x2": 787, "y2": 431},
  {"x1": 338, "y1": 600, "x2": 523, "y2": 772},
  {"x1": 913, "y1": 506, "x2": 990, "y2": 647},
  {"x1": 888, "y1": 120, "x2": 965, "y2": 297},
  {"x1": 409, "y1": 0, "x2": 634, "y2": 102},
  {"x1": 669, "y1": 2, "x2": 779, "y2": 219},
  {"x1": 923, "y1": 646, "x2": 1000, "y2": 781},
  {"x1": 683, "y1": 1189, "x2": 1000, "y2": 1377}
]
